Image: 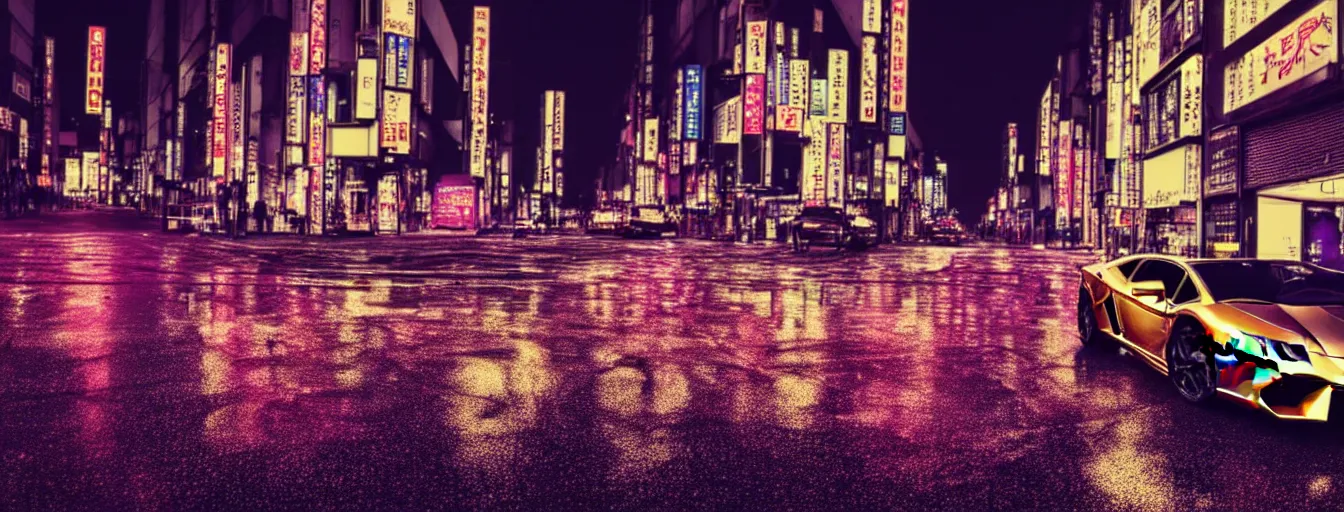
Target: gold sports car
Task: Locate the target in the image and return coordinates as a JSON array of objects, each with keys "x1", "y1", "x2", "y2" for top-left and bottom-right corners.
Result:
[{"x1": 1078, "y1": 255, "x2": 1344, "y2": 421}]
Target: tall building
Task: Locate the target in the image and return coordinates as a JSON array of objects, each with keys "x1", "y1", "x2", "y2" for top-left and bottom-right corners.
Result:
[
  {"x1": 141, "y1": 0, "x2": 470, "y2": 235},
  {"x1": 1129, "y1": 0, "x2": 1202, "y2": 258},
  {"x1": 1, "y1": 0, "x2": 36, "y2": 216},
  {"x1": 1036, "y1": 16, "x2": 1098, "y2": 250}
]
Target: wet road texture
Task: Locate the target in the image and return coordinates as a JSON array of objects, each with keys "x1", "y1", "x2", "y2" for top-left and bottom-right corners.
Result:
[{"x1": 3, "y1": 210, "x2": 1344, "y2": 511}]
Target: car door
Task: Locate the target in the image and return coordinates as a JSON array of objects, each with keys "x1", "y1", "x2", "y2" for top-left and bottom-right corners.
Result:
[{"x1": 1114, "y1": 259, "x2": 1187, "y2": 360}]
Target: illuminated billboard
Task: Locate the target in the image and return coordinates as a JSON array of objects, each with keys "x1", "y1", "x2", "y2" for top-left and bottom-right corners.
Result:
[
  {"x1": 810, "y1": 79, "x2": 827, "y2": 117},
  {"x1": 714, "y1": 96, "x2": 741, "y2": 144},
  {"x1": 1225, "y1": 0, "x2": 1290, "y2": 46},
  {"x1": 776, "y1": 106, "x2": 802, "y2": 132},
  {"x1": 42, "y1": 37, "x2": 54, "y2": 177},
  {"x1": 356, "y1": 58, "x2": 377, "y2": 120},
  {"x1": 81, "y1": 152, "x2": 99, "y2": 193},
  {"x1": 212, "y1": 44, "x2": 230, "y2": 180},
  {"x1": 309, "y1": 0, "x2": 327, "y2": 75},
  {"x1": 286, "y1": 77, "x2": 306, "y2": 144},
  {"x1": 744, "y1": 74, "x2": 764, "y2": 135},
  {"x1": 381, "y1": 90, "x2": 411, "y2": 154},
  {"x1": 432, "y1": 183, "x2": 477, "y2": 230},
  {"x1": 470, "y1": 7, "x2": 491, "y2": 178},
  {"x1": 552, "y1": 91, "x2": 565, "y2": 152},
  {"x1": 862, "y1": 0, "x2": 881, "y2": 33},
  {"x1": 643, "y1": 118, "x2": 659, "y2": 164},
  {"x1": 1224, "y1": 1, "x2": 1336, "y2": 113},
  {"x1": 308, "y1": 76, "x2": 325, "y2": 167},
  {"x1": 383, "y1": 0, "x2": 416, "y2": 37},
  {"x1": 860, "y1": 35, "x2": 878, "y2": 123},
  {"x1": 828, "y1": 50, "x2": 848, "y2": 124},
  {"x1": 746, "y1": 21, "x2": 766, "y2": 74},
  {"x1": 788, "y1": 60, "x2": 808, "y2": 110},
  {"x1": 889, "y1": 0, "x2": 908, "y2": 112},
  {"x1": 383, "y1": 33, "x2": 414, "y2": 89},
  {"x1": 826, "y1": 123, "x2": 845, "y2": 207},
  {"x1": 231, "y1": 84, "x2": 243, "y2": 180},
  {"x1": 683, "y1": 65, "x2": 702, "y2": 140},
  {"x1": 86, "y1": 26, "x2": 105, "y2": 114},
  {"x1": 542, "y1": 91, "x2": 554, "y2": 192},
  {"x1": 289, "y1": 32, "x2": 309, "y2": 76},
  {"x1": 64, "y1": 158, "x2": 81, "y2": 195},
  {"x1": 803, "y1": 119, "x2": 826, "y2": 203}
]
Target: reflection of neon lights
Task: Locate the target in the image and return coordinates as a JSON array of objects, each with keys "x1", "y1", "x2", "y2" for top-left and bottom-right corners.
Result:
[{"x1": 1201, "y1": 335, "x2": 1278, "y2": 372}]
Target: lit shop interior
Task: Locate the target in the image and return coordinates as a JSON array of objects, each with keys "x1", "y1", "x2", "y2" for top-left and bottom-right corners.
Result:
[
  {"x1": 1256, "y1": 173, "x2": 1344, "y2": 271},
  {"x1": 1141, "y1": 144, "x2": 1199, "y2": 257}
]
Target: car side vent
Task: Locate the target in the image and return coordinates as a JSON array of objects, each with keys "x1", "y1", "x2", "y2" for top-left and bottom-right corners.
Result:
[{"x1": 1103, "y1": 295, "x2": 1121, "y2": 335}]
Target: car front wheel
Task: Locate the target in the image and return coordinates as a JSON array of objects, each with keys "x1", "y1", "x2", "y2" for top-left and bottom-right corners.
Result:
[
  {"x1": 1077, "y1": 288, "x2": 1100, "y2": 346},
  {"x1": 1167, "y1": 321, "x2": 1218, "y2": 403}
]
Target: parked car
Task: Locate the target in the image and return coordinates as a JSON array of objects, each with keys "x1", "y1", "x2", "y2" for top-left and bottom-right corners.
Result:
[
  {"x1": 788, "y1": 206, "x2": 875, "y2": 252},
  {"x1": 1078, "y1": 255, "x2": 1344, "y2": 421}
]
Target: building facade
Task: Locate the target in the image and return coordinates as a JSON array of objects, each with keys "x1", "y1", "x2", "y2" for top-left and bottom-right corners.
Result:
[
  {"x1": 613, "y1": 0, "x2": 925, "y2": 244},
  {"x1": 1209, "y1": 0, "x2": 1342, "y2": 269},
  {"x1": 0, "y1": 0, "x2": 38, "y2": 217},
  {"x1": 1026, "y1": 0, "x2": 1342, "y2": 269},
  {"x1": 139, "y1": 0, "x2": 474, "y2": 236}
]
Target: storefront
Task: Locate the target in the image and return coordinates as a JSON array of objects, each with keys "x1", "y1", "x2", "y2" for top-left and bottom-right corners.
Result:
[
  {"x1": 1141, "y1": 142, "x2": 1200, "y2": 256},
  {"x1": 1253, "y1": 181, "x2": 1344, "y2": 269},
  {"x1": 1217, "y1": 0, "x2": 1342, "y2": 267},
  {"x1": 1243, "y1": 99, "x2": 1344, "y2": 269}
]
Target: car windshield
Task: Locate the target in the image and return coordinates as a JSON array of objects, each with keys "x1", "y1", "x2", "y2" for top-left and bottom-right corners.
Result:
[
  {"x1": 800, "y1": 207, "x2": 845, "y2": 221},
  {"x1": 1191, "y1": 261, "x2": 1344, "y2": 306}
]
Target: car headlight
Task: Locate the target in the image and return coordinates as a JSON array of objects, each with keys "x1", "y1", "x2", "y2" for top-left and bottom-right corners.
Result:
[{"x1": 1221, "y1": 330, "x2": 1311, "y2": 365}]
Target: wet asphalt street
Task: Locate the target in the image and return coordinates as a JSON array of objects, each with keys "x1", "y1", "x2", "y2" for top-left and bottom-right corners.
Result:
[{"x1": 4, "y1": 209, "x2": 1344, "y2": 511}]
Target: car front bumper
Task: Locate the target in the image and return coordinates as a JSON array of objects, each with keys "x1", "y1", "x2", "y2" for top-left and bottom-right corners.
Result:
[{"x1": 1216, "y1": 351, "x2": 1344, "y2": 421}]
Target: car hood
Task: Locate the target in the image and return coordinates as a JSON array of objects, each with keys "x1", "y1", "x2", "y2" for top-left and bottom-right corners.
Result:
[{"x1": 1222, "y1": 302, "x2": 1344, "y2": 356}]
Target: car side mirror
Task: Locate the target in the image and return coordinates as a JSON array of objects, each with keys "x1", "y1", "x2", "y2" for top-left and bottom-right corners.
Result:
[{"x1": 1131, "y1": 280, "x2": 1167, "y2": 302}]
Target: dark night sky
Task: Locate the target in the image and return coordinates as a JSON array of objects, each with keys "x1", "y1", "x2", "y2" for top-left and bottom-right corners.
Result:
[
  {"x1": 45, "y1": 0, "x2": 150, "y2": 131},
  {"x1": 53, "y1": 0, "x2": 1085, "y2": 221},
  {"x1": 907, "y1": 0, "x2": 1085, "y2": 224},
  {"x1": 493, "y1": 0, "x2": 641, "y2": 206}
]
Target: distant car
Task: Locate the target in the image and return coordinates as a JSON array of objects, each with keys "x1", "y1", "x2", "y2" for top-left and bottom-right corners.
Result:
[
  {"x1": 1079, "y1": 255, "x2": 1344, "y2": 421},
  {"x1": 620, "y1": 208, "x2": 676, "y2": 239},
  {"x1": 513, "y1": 220, "x2": 538, "y2": 238},
  {"x1": 931, "y1": 227, "x2": 963, "y2": 246},
  {"x1": 789, "y1": 207, "x2": 875, "y2": 252},
  {"x1": 618, "y1": 223, "x2": 665, "y2": 239},
  {"x1": 847, "y1": 215, "x2": 879, "y2": 249}
]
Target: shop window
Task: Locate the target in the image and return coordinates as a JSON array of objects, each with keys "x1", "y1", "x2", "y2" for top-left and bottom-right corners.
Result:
[
  {"x1": 1158, "y1": 0, "x2": 1200, "y2": 64},
  {"x1": 1204, "y1": 200, "x2": 1239, "y2": 256},
  {"x1": 1304, "y1": 206, "x2": 1342, "y2": 268},
  {"x1": 1146, "y1": 206, "x2": 1198, "y2": 257},
  {"x1": 1142, "y1": 75, "x2": 1182, "y2": 151}
]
